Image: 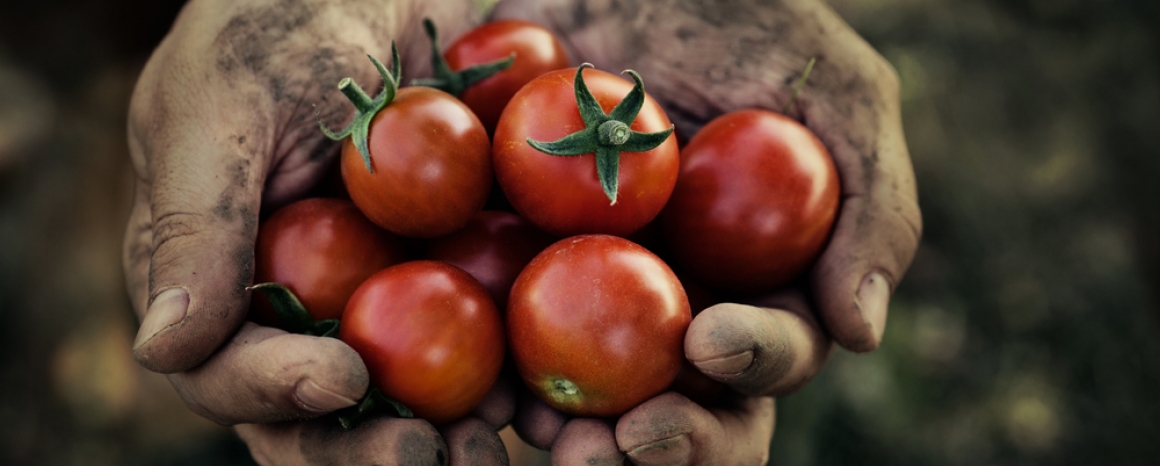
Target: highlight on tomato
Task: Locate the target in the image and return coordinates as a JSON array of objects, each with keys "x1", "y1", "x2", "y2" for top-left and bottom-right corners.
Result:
[
  {"x1": 661, "y1": 109, "x2": 840, "y2": 294},
  {"x1": 507, "y1": 235, "x2": 691, "y2": 417},
  {"x1": 492, "y1": 65, "x2": 679, "y2": 238},
  {"x1": 319, "y1": 43, "x2": 492, "y2": 238},
  {"x1": 339, "y1": 260, "x2": 505, "y2": 425}
]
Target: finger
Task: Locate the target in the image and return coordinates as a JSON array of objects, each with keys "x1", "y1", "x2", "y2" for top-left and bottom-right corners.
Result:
[
  {"x1": 551, "y1": 418, "x2": 623, "y2": 466},
  {"x1": 441, "y1": 417, "x2": 510, "y2": 466},
  {"x1": 472, "y1": 375, "x2": 516, "y2": 429},
  {"x1": 237, "y1": 415, "x2": 448, "y2": 466},
  {"x1": 615, "y1": 392, "x2": 774, "y2": 466},
  {"x1": 511, "y1": 388, "x2": 568, "y2": 450},
  {"x1": 804, "y1": 57, "x2": 922, "y2": 353},
  {"x1": 125, "y1": 49, "x2": 274, "y2": 373},
  {"x1": 170, "y1": 322, "x2": 368, "y2": 425},
  {"x1": 684, "y1": 290, "x2": 833, "y2": 397}
]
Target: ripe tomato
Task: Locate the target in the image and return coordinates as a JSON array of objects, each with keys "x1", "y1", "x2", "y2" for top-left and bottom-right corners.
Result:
[
  {"x1": 442, "y1": 19, "x2": 569, "y2": 133},
  {"x1": 661, "y1": 109, "x2": 840, "y2": 293},
  {"x1": 425, "y1": 211, "x2": 554, "y2": 311},
  {"x1": 507, "y1": 235, "x2": 690, "y2": 417},
  {"x1": 339, "y1": 261, "x2": 505, "y2": 425},
  {"x1": 250, "y1": 198, "x2": 406, "y2": 325},
  {"x1": 493, "y1": 67, "x2": 679, "y2": 238},
  {"x1": 341, "y1": 86, "x2": 492, "y2": 238}
]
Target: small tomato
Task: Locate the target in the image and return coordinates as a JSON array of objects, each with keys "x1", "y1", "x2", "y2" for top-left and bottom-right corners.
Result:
[
  {"x1": 507, "y1": 235, "x2": 690, "y2": 417},
  {"x1": 340, "y1": 261, "x2": 505, "y2": 425}
]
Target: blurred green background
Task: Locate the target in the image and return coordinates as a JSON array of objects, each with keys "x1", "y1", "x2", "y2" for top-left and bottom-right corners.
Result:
[{"x1": 0, "y1": 0, "x2": 1156, "y2": 465}]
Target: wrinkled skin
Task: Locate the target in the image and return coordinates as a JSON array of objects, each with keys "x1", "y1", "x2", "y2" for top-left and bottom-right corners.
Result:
[{"x1": 123, "y1": 0, "x2": 920, "y2": 464}]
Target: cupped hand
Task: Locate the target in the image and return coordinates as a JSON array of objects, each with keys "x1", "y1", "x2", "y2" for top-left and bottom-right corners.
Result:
[
  {"x1": 493, "y1": 0, "x2": 921, "y2": 462},
  {"x1": 122, "y1": 0, "x2": 511, "y2": 463}
]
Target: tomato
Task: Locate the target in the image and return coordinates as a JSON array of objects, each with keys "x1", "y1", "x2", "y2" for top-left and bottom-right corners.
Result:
[
  {"x1": 442, "y1": 19, "x2": 569, "y2": 133},
  {"x1": 661, "y1": 109, "x2": 840, "y2": 293},
  {"x1": 507, "y1": 235, "x2": 690, "y2": 417},
  {"x1": 493, "y1": 67, "x2": 679, "y2": 238},
  {"x1": 425, "y1": 211, "x2": 554, "y2": 311},
  {"x1": 250, "y1": 198, "x2": 406, "y2": 325},
  {"x1": 341, "y1": 86, "x2": 492, "y2": 238},
  {"x1": 339, "y1": 261, "x2": 505, "y2": 425}
]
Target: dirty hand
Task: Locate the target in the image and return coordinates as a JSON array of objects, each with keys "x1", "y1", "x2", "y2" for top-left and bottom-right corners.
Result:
[
  {"x1": 121, "y1": 0, "x2": 511, "y2": 463},
  {"x1": 492, "y1": 0, "x2": 922, "y2": 463}
]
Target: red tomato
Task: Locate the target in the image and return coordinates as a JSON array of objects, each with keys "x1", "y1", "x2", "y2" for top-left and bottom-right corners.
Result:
[
  {"x1": 340, "y1": 261, "x2": 505, "y2": 425},
  {"x1": 444, "y1": 19, "x2": 569, "y2": 133},
  {"x1": 507, "y1": 235, "x2": 690, "y2": 417},
  {"x1": 425, "y1": 211, "x2": 554, "y2": 311},
  {"x1": 251, "y1": 198, "x2": 406, "y2": 324},
  {"x1": 661, "y1": 109, "x2": 840, "y2": 293},
  {"x1": 342, "y1": 86, "x2": 492, "y2": 238},
  {"x1": 493, "y1": 67, "x2": 679, "y2": 238}
]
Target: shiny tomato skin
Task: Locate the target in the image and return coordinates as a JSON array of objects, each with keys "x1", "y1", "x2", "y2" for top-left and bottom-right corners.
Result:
[
  {"x1": 507, "y1": 235, "x2": 691, "y2": 417},
  {"x1": 493, "y1": 67, "x2": 679, "y2": 238},
  {"x1": 445, "y1": 19, "x2": 570, "y2": 133},
  {"x1": 661, "y1": 109, "x2": 840, "y2": 293},
  {"x1": 425, "y1": 211, "x2": 555, "y2": 311},
  {"x1": 342, "y1": 86, "x2": 492, "y2": 238},
  {"x1": 251, "y1": 198, "x2": 406, "y2": 324},
  {"x1": 339, "y1": 261, "x2": 505, "y2": 425}
]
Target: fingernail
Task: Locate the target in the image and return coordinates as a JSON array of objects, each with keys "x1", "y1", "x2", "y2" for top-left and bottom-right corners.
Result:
[
  {"x1": 627, "y1": 434, "x2": 691, "y2": 466},
  {"x1": 295, "y1": 379, "x2": 359, "y2": 413},
  {"x1": 691, "y1": 350, "x2": 753, "y2": 377},
  {"x1": 133, "y1": 287, "x2": 189, "y2": 350},
  {"x1": 855, "y1": 272, "x2": 890, "y2": 350}
]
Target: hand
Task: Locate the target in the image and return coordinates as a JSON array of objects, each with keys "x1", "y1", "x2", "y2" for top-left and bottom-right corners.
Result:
[
  {"x1": 492, "y1": 0, "x2": 921, "y2": 462},
  {"x1": 122, "y1": 0, "x2": 511, "y2": 463}
]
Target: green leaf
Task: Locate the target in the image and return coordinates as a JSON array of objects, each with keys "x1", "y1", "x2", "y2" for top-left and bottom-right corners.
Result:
[
  {"x1": 308, "y1": 319, "x2": 340, "y2": 338},
  {"x1": 413, "y1": 18, "x2": 516, "y2": 97},
  {"x1": 247, "y1": 283, "x2": 313, "y2": 334},
  {"x1": 458, "y1": 53, "x2": 516, "y2": 88},
  {"x1": 608, "y1": 70, "x2": 646, "y2": 124},
  {"x1": 595, "y1": 146, "x2": 621, "y2": 204},
  {"x1": 573, "y1": 64, "x2": 609, "y2": 128},
  {"x1": 527, "y1": 130, "x2": 599, "y2": 156},
  {"x1": 619, "y1": 126, "x2": 675, "y2": 153},
  {"x1": 336, "y1": 388, "x2": 413, "y2": 431}
]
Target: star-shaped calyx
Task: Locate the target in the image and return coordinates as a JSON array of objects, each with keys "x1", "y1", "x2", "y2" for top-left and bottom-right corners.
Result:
[
  {"x1": 527, "y1": 64, "x2": 674, "y2": 205},
  {"x1": 411, "y1": 18, "x2": 515, "y2": 97},
  {"x1": 317, "y1": 42, "x2": 403, "y2": 173}
]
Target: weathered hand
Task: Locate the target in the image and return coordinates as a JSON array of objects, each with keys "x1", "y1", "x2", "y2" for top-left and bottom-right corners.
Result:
[
  {"x1": 493, "y1": 0, "x2": 921, "y2": 462},
  {"x1": 122, "y1": 0, "x2": 510, "y2": 463}
]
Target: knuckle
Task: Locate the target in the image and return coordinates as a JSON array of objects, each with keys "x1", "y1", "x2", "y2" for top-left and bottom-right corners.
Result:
[{"x1": 152, "y1": 209, "x2": 215, "y2": 254}]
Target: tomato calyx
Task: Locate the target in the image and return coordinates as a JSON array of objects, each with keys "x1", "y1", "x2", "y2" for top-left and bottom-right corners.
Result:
[
  {"x1": 247, "y1": 283, "x2": 339, "y2": 337},
  {"x1": 526, "y1": 64, "x2": 674, "y2": 205},
  {"x1": 412, "y1": 18, "x2": 515, "y2": 98},
  {"x1": 317, "y1": 42, "x2": 403, "y2": 174},
  {"x1": 336, "y1": 387, "x2": 414, "y2": 431}
]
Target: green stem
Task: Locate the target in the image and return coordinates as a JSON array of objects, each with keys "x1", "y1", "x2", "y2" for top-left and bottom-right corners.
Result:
[
  {"x1": 338, "y1": 78, "x2": 377, "y2": 114},
  {"x1": 783, "y1": 57, "x2": 817, "y2": 114}
]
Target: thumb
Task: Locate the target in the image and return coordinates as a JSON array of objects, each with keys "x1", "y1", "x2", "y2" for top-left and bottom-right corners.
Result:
[
  {"x1": 804, "y1": 61, "x2": 923, "y2": 352},
  {"x1": 125, "y1": 67, "x2": 269, "y2": 373}
]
